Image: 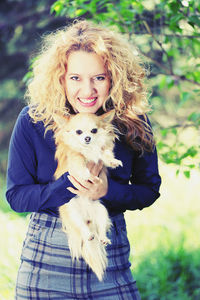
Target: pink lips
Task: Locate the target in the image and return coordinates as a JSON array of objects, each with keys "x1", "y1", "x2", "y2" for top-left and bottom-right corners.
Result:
[{"x1": 78, "y1": 97, "x2": 98, "y2": 107}]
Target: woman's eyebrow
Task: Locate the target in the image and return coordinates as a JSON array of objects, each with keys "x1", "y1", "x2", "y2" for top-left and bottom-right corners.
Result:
[
  {"x1": 94, "y1": 73, "x2": 107, "y2": 76},
  {"x1": 67, "y1": 73, "x2": 80, "y2": 76},
  {"x1": 67, "y1": 72, "x2": 107, "y2": 76}
]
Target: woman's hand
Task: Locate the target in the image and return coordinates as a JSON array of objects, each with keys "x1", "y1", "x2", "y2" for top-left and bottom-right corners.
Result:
[{"x1": 67, "y1": 161, "x2": 108, "y2": 200}]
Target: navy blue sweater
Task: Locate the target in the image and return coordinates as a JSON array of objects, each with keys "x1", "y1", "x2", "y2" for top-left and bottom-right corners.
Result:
[{"x1": 6, "y1": 106, "x2": 161, "y2": 216}]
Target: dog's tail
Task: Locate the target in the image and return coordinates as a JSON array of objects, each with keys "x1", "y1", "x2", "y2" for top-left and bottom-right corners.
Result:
[
  {"x1": 81, "y1": 238, "x2": 108, "y2": 281},
  {"x1": 67, "y1": 234, "x2": 108, "y2": 281}
]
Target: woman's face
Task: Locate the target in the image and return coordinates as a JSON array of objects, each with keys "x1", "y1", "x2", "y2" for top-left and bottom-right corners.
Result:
[{"x1": 64, "y1": 51, "x2": 110, "y2": 113}]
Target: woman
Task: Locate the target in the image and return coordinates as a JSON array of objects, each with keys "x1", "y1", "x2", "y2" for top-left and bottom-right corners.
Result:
[{"x1": 6, "y1": 20, "x2": 161, "y2": 299}]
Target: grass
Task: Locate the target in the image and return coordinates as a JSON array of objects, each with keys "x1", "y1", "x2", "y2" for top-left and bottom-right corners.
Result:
[
  {"x1": 134, "y1": 246, "x2": 200, "y2": 300},
  {"x1": 0, "y1": 213, "x2": 29, "y2": 300},
  {"x1": 0, "y1": 161, "x2": 200, "y2": 299},
  {"x1": 126, "y1": 161, "x2": 200, "y2": 299}
]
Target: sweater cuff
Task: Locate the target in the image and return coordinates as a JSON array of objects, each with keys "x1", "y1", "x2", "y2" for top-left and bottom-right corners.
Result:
[{"x1": 43, "y1": 172, "x2": 75, "y2": 208}]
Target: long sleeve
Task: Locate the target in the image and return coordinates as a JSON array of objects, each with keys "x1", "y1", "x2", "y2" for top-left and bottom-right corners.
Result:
[
  {"x1": 6, "y1": 107, "x2": 74, "y2": 213},
  {"x1": 101, "y1": 147, "x2": 161, "y2": 212},
  {"x1": 6, "y1": 175, "x2": 74, "y2": 213}
]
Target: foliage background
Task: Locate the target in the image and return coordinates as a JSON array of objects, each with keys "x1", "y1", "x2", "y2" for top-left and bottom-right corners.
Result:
[{"x1": 0, "y1": 0, "x2": 200, "y2": 299}]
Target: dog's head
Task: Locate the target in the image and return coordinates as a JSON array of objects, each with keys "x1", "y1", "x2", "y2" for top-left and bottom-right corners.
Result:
[{"x1": 54, "y1": 110, "x2": 116, "y2": 151}]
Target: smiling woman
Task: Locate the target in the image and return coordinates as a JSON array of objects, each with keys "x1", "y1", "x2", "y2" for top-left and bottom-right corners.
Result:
[
  {"x1": 64, "y1": 51, "x2": 110, "y2": 113},
  {"x1": 6, "y1": 20, "x2": 161, "y2": 299}
]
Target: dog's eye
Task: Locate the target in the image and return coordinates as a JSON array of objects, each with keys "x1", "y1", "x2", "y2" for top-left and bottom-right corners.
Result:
[
  {"x1": 91, "y1": 128, "x2": 98, "y2": 134},
  {"x1": 76, "y1": 130, "x2": 83, "y2": 135}
]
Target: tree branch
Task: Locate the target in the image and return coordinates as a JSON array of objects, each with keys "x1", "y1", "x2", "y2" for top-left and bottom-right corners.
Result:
[
  {"x1": 170, "y1": 124, "x2": 197, "y2": 129},
  {"x1": 172, "y1": 75, "x2": 200, "y2": 87},
  {"x1": 143, "y1": 20, "x2": 174, "y2": 75},
  {"x1": 138, "y1": 46, "x2": 200, "y2": 87},
  {"x1": 138, "y1": 49, "x2": 172, "y2": 74}
]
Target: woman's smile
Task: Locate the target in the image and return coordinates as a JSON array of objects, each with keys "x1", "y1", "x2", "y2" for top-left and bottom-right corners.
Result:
[{"x1": 78, "y1": 97, "x2": 97, "y2": 106}]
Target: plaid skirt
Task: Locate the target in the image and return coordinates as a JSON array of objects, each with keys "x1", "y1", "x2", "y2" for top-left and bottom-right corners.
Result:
[{"x1": 16, "y1": 212, "x2": 141, "y2": 299}]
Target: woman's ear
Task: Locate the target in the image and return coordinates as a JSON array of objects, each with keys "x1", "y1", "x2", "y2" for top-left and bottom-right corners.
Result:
[
  {"x1": 60, "y1": 73, "x2": 65, "y2": 87},
  {"x1": 99, "y1": 109, "x2": 115, "y2": 123}
]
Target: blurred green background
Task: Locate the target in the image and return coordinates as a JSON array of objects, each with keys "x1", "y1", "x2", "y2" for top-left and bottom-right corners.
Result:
[{"x1": 0, "y1": 0, "x2": 200, "y2": 299}]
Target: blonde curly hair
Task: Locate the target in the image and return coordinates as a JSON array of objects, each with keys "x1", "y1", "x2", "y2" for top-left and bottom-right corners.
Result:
[{"x1": 26, "y1": 19, "x2": 154, "y2": 152}]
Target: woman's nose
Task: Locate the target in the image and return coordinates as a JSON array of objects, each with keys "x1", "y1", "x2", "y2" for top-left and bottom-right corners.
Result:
[{"x1": 81, "y1": 79, "x2": 95, "y2": 96}]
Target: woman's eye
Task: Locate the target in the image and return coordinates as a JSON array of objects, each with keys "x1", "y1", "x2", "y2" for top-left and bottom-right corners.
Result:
[
  {"x1": 70, "y1": 76, "x2": 79, "y2": 81},
  {"x1": 76, "y1": 130, "x2": 83, "y2": 135},
  {"x1": 95, "y1": 76, "x2": 105, "y2": 81},
  {"x1": 91, "y1": 128, "x2": 98, "y2": 134}
]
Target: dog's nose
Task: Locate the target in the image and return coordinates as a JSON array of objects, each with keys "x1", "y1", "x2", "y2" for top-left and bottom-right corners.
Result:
[{"x1": 85, "y1": 136, "x2": 91, "y2": 143}]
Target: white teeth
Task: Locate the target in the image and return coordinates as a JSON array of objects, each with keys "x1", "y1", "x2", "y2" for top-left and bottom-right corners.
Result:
[{"x1": 78, "y1": 98, "x2": 96, "y2": 104}]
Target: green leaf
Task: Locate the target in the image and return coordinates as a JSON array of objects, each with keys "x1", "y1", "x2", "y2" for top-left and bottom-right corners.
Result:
[
  {"x1": 157, "y1": 141, "x2": 169, "y2": 149},
  {"x1": 161, "y1": 150, "x2": 180, "y2": 165},
  {"x1": 179, "y1": 92, "x2": 191, "y2": 106},
  {"x1": 169, "y1": 1, "x2": 180, "y2": 13},
  {"x1": 189, "y1": 15, "x2": 200, "y2": 27},
  {"x1": 166, "y1": 76, "x2": 175, "y2": 88},
  {"x1": 179, "y1": 147, "x2": 198, "y2": 162},
  {"x1": 75, "y1": 8, "x2": 87, "y2": 16},
  {"x1": 159, "y1": 76, "x2": 167, "y2": 89},
  {"x1": 51, "y1": 1, "x2": 64, "y2": 16},
  {"x1": 184, "y1": 170, "x2": 190, "y2": 178},
  {"x1": 22, "y1": 71, "x2": 33, "y2": 84},
  {"x1": 67, "y1": 6, "x2": 77, "y2": 18},
  {"x1": 171, "y1": 128, "x2": 177, "y2": 136},
  {"x1": 160, "y1": 128, "x2": 169, "y2": 137},
  {"x1": 155, "y1": 13, "x2": 161, "y2": 19},
  {"x1": 188, "y1": 112, "x2": 200, "y2": 122},
  {"x1": 187, "y1": 164, "x2": 195, "y2": 169},
  {"x1": 170, "y1": 14, "x2": 183, "y2": 25},
  {"x1": 188, "y1": 147, "x2": 198, "y2": 157}
]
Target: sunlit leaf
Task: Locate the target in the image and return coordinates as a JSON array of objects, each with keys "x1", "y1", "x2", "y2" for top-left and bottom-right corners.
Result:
[
  {"x1": 189, "y1": 15, "x2": 200, "y2": 27},
  {"x1": 179, "y1": 92, "x2": 191, "y2": 106},
  {"x1": 187, "y1": 164, "x2": 195, "y2": 169},
  {"x1": 188, "y1": 112, "x2": 200, "y2": 122},
  {"x1": 171, "y1": 128, "x2": 177, "y2": 135},
  {"x1": 183, "y1": 170, "x2": 190, "y2": 178},
  {"x1": 160, "y1": 128, "x2": 169, "y2": 137}
]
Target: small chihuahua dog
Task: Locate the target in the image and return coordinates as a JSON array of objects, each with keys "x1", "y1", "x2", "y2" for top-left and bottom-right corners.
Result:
[{"x1": 54, "y1": 110, "x2": 122, "y2": 281}]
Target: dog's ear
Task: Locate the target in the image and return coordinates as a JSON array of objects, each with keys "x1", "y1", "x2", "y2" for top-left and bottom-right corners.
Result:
[
  {"x1": 53, "y1": 113, "x2": 70, "y2": 129},
  {"x1": 99, "y1": 109, "x2": 115, "y2": 123}
]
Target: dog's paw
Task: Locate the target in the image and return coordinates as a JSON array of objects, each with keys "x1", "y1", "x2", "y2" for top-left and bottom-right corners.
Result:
[
  {"x1": 110, "y1": 159, "x2": 123, "y2": 168},
  {"x1": 88, "y1": 234, "x2": 95, "y2": 241},
  {"x1": 100, "y1": 237, "x2": 111, "y2": 246}
]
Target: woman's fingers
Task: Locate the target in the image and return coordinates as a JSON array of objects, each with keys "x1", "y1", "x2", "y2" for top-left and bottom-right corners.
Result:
[
  {"x1": 67, "y1": 174, "x2": 105, "y2": 199},
  {"x1": 67, "y1": 175, "x2": 88, "y2": 190},
  {"x1": 86, "y1": 161, "x2": 95, "y2": 173},
  {"x1": 88, "y1": 175, "x2": 100, "y2": 184},
  {"x1": 67, "y1": 187, "x2": 79, "y2": 194},
  {"x1": 68, "y1": 161, "x2": 104, "y2": 186},
  {"x1": 66, "y1": 164, "x2": 107, "y2": 199},
  {"x1": 67, "y1": 175, "x2": 100, "y2": 190}
]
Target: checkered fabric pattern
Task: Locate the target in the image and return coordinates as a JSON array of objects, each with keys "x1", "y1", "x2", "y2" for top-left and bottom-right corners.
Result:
[{"x1": 15, "y1": 213, "x2": 141, "y2": 299}]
